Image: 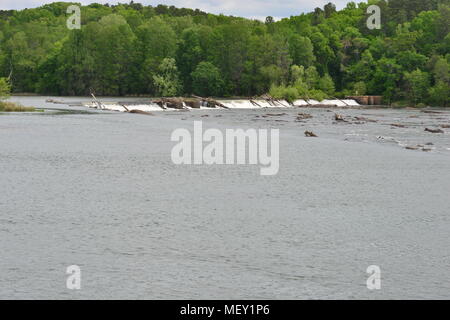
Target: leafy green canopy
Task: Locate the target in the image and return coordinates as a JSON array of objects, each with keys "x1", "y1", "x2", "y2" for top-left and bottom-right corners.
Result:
[
  {"x1": 0, "y1": 0, "x2": 449, "y2": 106},
  {"x1": 0, "y1": 77, "x2": 10, "y2": 99}
]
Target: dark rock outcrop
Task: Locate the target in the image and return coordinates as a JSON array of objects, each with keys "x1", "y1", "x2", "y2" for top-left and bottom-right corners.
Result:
[{"x1": 425, "y1": 128, "x2": 444, "y2": 134}]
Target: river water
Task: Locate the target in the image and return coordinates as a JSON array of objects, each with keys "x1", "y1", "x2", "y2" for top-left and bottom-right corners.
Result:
[{"x1": 1, "y1": 96, "x2": 450, "y2": 299}]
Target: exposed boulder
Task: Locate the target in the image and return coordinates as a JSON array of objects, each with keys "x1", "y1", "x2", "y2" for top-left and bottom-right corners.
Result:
[
  {"x1": 183, "y1": 98, "x2": 201, "y2": 109},
  {"x1": 164, "y1": 98, "x2": 185, "y2": 109},
  {"x1": 334, "y1": 113, "x2": 348, "y2": 122},
  {"x1": 304, "y1": 131, "x2": 318, "y2": 137}
]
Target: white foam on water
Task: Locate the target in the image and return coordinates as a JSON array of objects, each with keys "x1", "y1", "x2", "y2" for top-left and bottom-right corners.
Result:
[
  {"x1": 220, "y1": 99, "x2": 292, "y2": 109},
  {"x1": 320, "y1": 99, "x2": 349, "y2": 107},
  {"x1": 103, "y1": 104, "x2": 127, "y2": 112},
  {"x1": 276, "y1": 100, "x2": 291, "y2": 108},
  {"x1": 307, "y1": 99, "x2": 320, "y2": 105},
  {"x1": 126, "y1": 104, "x2": 164, "y2": 112},
  {"x1": 253, "y1": 100, "x2": 273, "y2": 108},
  {"x1": 222, "y1": 100, "x2": 256, "y2": 109},
  {"x1": 293, "y1": 99, "x2": 309, "y2": 106},
  {"x1": 84, "y1": 98, "x2": 342, "y2": 112},
  {"x1": 342, "y1": 99, "x2": 360, "y2": 106},
  {"x1": 328, "y1": 99, "x2": 348, "y2": 107},
  {"x1": 321, "y1": 99, "x2": 337, "y2": 106}
]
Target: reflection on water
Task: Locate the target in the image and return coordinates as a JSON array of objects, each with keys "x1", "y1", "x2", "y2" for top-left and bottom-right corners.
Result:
[{"x1": 1, "y1": 96, "x2": 450, "y2": 299}]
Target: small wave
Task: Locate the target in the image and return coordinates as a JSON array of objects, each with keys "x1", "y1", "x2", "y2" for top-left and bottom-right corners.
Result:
[{"x1": 376, "y1": 136, "x2": 400, "y2": 144}]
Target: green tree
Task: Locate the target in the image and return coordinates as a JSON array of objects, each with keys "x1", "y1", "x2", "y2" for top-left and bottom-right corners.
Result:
[
  {"x1": 269, "y1": 84, "x2": 299, "y2": 103},
  {"x1": 0, "y1": 77, "x2": 10, "y2": 99},
  {"x1": 259, "y1": 65, "x2": 284, "y2": 87},
  {"x1": 191, "y1": 62, "x2": 224, "y2": 97},
  {"x1": 304, "y1": 66, "x2": 320, "y2": 89},
  {"x1": 404, "y1": 69, "x2": 430, "y2": 105},
  {"x1": 428, "y1": 81, "x2": 450, "y2": 107},
  {"x1": 324, "y1": 2, "x2": 337, "y2": 18},
  {"x1": 288, "y1": 35, "x2": 315, "y2": 67},
  {"x1": 433, "y1": 56, "x2": 450, "y2": 84},
  {"x1": 134, "y1": 17, "x2": 177, "y2": 94},
  {"x1": 93, "y1": 14, "x2": 136, "y2": 95},
  {"x1": 353, "y1": 81, "x2": 367, "y2": 95},
  {"x1": 290, "y1": 65, "x2": 305, "y2": 83},
  {"x1": 153, "y1": 58, "x2": 182, "y2": 96},
  {"x1": 370, "y1": 58, "x2": 402, "y2": 103},
  {"x1": 318, "y1": 74, "x2": 335, "y2": 95}
]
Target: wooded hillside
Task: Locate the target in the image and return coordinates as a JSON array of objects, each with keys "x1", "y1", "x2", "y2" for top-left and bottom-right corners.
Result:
[{"x1": 0, "y1": 1, "x2": 449, "y2": 106}]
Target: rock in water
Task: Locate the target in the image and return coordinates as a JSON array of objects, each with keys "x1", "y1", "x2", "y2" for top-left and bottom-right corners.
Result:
[
  {"x1": 425, "y1": 128, "x2": 444, "y2": 134},
  {"x1": 305, "y1": 131, "x2": 318, "y2": 137},
  {"x1": 262, "y1": 113, "x2": 287, "y2": 118},
  {"x1": 296, "y1": 113, "x2": 313, "y2": 121},
  {"x1": 334, "y1": 113, "x2": 347, "y2": 122},
  {"x1": 184, "y1": 98, "x2": 201, "y2": 109},
  {"x1": 421, "y1": 110, "x2": 443, "y2": 114},
  {"x1": 354, "y1": 116, "x2": 378, "y2": 123},
  {"x1": 391, "y1": 123, "x2": 407, "y2": 128}
]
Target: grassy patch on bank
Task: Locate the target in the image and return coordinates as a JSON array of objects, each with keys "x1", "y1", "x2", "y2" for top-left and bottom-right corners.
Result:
[{"x1": 0, "y1": 101, "x2": 36, "y2": 112}]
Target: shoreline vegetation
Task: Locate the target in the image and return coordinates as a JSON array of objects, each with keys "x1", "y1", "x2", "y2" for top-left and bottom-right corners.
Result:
[
  {"x1": 1, "y1": 77, "x2": 37, "y2": 112},
  {"x1": 0, "y1": 101, "x2": 36, "y2": 112},
  {"x1": 0, "y1": 1, "x2": 448, "y2": 108}
]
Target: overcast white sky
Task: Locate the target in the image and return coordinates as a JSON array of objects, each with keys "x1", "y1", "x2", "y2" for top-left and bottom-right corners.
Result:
[{"x1": 0, "y1": 0, "x2": 352, "y2": 19}]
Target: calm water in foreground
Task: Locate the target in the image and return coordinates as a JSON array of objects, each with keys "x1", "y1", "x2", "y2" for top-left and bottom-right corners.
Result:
[{"x1": 1, "y1": 96, "x2": 450, "y2": 299}]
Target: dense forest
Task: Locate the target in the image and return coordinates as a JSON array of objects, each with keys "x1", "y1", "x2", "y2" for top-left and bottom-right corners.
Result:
[{"x1": 0, "y1": 0, "x2": 449, "y2": 106}]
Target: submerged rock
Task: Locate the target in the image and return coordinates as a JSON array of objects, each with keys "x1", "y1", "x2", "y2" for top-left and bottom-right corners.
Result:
[
  {"x1": 262, "y1": 113, "x2": 288, "y2": 117},
  {"x1": 390, "y1": 123, "x2": 407, "y2": 128},
  {"x1": 425, "y1": 128, "x2": 444, "y2": 134},
  {"x1": 296, "y1": 113, "x2": 313, "y2": 121},
  {"x1": 405, "y1": 144, "x2": 433, "y2": 152},
  {"x1": 421, "y1": 110, "x2": 443, "y2": 114},
  {"x1": 354, "y1": 116, "x2": 378, "y2": 123}
]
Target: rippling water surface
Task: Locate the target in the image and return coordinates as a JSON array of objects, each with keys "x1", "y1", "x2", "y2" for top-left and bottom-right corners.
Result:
[{"x1": 1, "y1": 96, "x2": 449, "y2": 299}]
